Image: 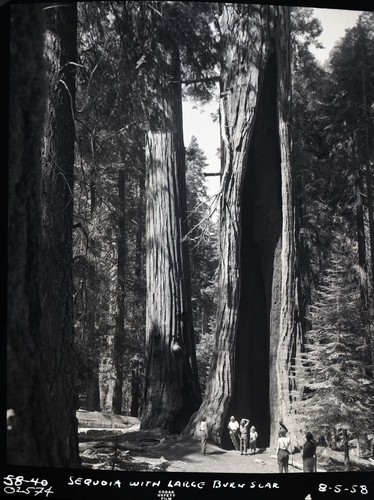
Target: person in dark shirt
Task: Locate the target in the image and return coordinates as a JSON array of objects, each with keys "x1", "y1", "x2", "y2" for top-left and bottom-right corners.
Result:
[{"x1": 302, "y1": 432, "x2": 317, "y2": 472}]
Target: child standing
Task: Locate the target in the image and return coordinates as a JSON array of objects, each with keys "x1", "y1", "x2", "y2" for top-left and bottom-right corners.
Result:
[{"x1": 249, "y1": 425, "x2": 258, "y2": 454}]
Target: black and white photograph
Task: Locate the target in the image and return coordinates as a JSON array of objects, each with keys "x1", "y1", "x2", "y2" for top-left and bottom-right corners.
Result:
[{"x1": 4, "y1": 0, "x2": 374, "y2": 498}]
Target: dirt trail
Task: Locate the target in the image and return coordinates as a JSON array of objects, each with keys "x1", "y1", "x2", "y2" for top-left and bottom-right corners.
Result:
[
  {"x1": 151, "y1": 436, "x2": 302, "y2": 474},
  {"x1": 79, "y1": 430, "x2": 307, "y2": 474},
  {"x1": 77, "y1": 412, "x2": 374, "y2": 474}
]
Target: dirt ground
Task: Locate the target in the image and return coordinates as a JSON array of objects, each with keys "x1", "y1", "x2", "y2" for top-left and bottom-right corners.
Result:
[
  {"x1": 77, "y1": 414, "x2": 374, "y2": 474},
  {"x1": 131, "y1": 434, "x2": 301, "y2": 474}
]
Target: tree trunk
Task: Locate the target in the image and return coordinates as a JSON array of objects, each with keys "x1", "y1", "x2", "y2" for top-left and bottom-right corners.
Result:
[
  {"x1": 354, "y1": 172, "x2": 373, "y2": 373},
  {"x1": 7, "y1": 3, "x2": 51, "y2": 466},
  {"x1": 331, "y1": 428, "x2": 337, "y2": 451},
  {"x1": 84, "y1": 255, "x2": 101, "y2": 411},
  {"x1": 343, "y1": 429, "x2": 350, "y2": 471},
  {"x1": 40, "y1": 3, "x2": 80, "y2": 467},
  {"x1": 187, "y1": 4, "x2": 300, "y2": 449},
  {"x1": 355, "y1": 175, "x2": 368, "y2": 305},
  {"x1": 361, "y1": 63, "x2": 374, "y2": 289},
  {"x1": 84, "y1": 275, "x2": 101, "y2": 411},
  {"x1": 130, "y1": 354, "x2": 143, "y2": 417},
  {"x1": 142, "y1": 43, "x2": 201, "y2": 433},
  {"x1": 357, "y1": 29, "x2": 374, "y2": 377},
  {"x1": 113, "y1": 167, "x2": 127, "y2": 414},
  {"x1": 361, "y1": 64, "x2": 374, "y2": 376}
]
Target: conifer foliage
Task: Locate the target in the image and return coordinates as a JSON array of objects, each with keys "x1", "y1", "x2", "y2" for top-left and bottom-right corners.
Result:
[
  {"x1": 294, "y1": 11, "x2": 374, "y2": 463},
  {"x1": 185, "y1": 136, "x2": 218, "y2": 394},
  {"x1": 300, "y1": 244, "x2": 374, "y2": 433},
  {"x1": 8, "y1": 1, "x2": 374, "y2": 469}
]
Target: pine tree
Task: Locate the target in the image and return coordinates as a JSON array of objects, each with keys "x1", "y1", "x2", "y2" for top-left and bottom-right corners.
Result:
[
  {"x1": 323, "y1": 13, "x2": 374, "y2": 371},
  {"x1": 300, "y1": 239, "x2": 374, "y2": 469},
  {"x1": 73, "y1": 1, "x2": 147, "y2": 414}
]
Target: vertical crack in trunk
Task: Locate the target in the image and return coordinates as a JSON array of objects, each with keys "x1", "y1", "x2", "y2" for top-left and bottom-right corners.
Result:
[{"x1": 225, "y1": 52, "x2": 281, "y2": 449}]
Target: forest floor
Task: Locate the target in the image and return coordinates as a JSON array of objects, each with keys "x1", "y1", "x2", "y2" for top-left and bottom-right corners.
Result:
[{"x1": 77, "y1": 411, "x2": 374, "y2": 474}]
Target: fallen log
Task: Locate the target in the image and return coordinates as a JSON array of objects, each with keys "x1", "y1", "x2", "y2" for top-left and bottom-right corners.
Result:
[{"x1": 77, "y1": 410, "x2": 140, "y2": 429}]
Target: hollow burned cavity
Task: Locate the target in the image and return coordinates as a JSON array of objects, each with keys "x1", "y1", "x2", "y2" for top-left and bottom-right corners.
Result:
[{"x1": 224, "y1": 53, "x2": 282, "y2": 449}]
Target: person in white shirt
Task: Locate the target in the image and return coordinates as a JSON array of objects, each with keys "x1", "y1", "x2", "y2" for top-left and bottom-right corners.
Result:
[
  {"x1": 249, "y1": 425, "x2": 258, "y2": 454},
  {"x1": 228, "y1": 416, "x2": 240, "y2": 450},
  {"x1": 200, "y1": 416, "x2": 208, "y2": 455},
  {"x1": 276, "y1": 428, "x2": 292, "y2": 472}
]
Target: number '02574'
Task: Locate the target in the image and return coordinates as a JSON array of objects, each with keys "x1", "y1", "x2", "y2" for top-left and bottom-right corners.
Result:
[{"x1": 318, "y1": 483, "x2": 369, "y2": 494}]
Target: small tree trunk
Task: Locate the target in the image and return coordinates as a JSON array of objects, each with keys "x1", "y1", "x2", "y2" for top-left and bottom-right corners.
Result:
[
  {"x1": 343, "y1": 429, "x2": 350, "y2": 471},
  {"x1": 331, "y1": 428, "x2": 337, "y2": 451},
  {"x1": 130, "y1": 355, "x2": 143, "y2": 417},
  {"x1": 113, "y1": 167, "x2": 127, "y2": 414},
  {"x1": 356, "y1": 432, "x2": 362, "y2": 459},
  {"x1": 361, "y1": 64, "x2": 374, "y2": 288},
  {"x1": 354, "y1": 172, "x2": 373, "y2": 374},
  {"x1": 355, "y1": 175, "x2": 368, "y2": 304},
  {"x1": 84, "y1": 261, "x2": 101, "y2": 411}
]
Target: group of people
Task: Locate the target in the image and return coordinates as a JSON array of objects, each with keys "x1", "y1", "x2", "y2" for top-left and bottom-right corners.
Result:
[
  {"x1": 199, "y1": 416, "x2": 318, "y2": 473},
  {"x1": 199, "y1": 415, "x2": 258, "y2": 456},
  {"x1": 276, "y1": 420, "x2": 317, "y2": 473},
  {"x1": 228, "y1": 416, "x2": 258, "y2": 455}
]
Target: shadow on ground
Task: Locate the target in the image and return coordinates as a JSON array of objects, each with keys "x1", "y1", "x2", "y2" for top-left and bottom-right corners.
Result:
[{"x1": 78, "y1": 422, "x2": 374, "y2": 474}]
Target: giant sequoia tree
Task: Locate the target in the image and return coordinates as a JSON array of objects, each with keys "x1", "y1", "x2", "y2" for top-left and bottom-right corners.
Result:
[
  {"x1": 7, "y1": 3, "x2": 80, "y2": 467},
  {"x1": 189, "y1": 3, "x2": 301, "y2": 448},
  {"x1": 142, "y1": 22, "x2": 201, "y2": 434},
  {"x1": 142, "y1": 1, "x2": 218, "y2": 432},
  {"x1": 40, "y1": 3, "x2": 80, "y2": 466},
  {"x1": 7, "y1": 3, "x2": 50, "y2": 466}
]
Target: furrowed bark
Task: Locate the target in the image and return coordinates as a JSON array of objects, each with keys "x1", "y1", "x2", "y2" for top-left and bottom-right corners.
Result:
[
  {"x1": 40, "y1": 3, "x2": 80, "y2": 467},
  {"x1": 187, "y1": 4, "x2": 301, "y2": 449},
  {"x1": 142, "y1": 43, "x2": 201, "y2": 433},
  {"x1": 7, "y1": 3, "x2": 51, "y2": 466}
]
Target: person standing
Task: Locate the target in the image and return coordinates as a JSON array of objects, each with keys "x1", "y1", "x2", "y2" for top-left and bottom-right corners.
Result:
[
  {"x1": 239, "y1": 418, "x2": 250, "y2": 455},
  {"x1": 279, "y1": 419, "x2": 288, "y2": 435},
  {"x1": 276, "y1": 429, "x2": 292, "y2": 473},
  {"x1": 200, "y1": 416, "x2": 208, "y2": 455},
  {"x1": 228, "y1": 416, "x2": 240, "y2": 451},
  {"x1": 249, "y1": 425, "x2": 258, "y2": 454},
  {"x1": 302, "y1": 432, "x2": 317, "y2": 472}
]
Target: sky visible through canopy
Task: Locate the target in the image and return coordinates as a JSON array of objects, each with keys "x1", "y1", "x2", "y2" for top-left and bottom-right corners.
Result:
[{"x1": 182, "y1": 7, "x2": 363, "y2": 200}]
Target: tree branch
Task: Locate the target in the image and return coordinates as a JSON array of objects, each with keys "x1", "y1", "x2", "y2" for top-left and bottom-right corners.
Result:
[{"x1": 181, "y1": 76, "x2": 220, "y2": 85}]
